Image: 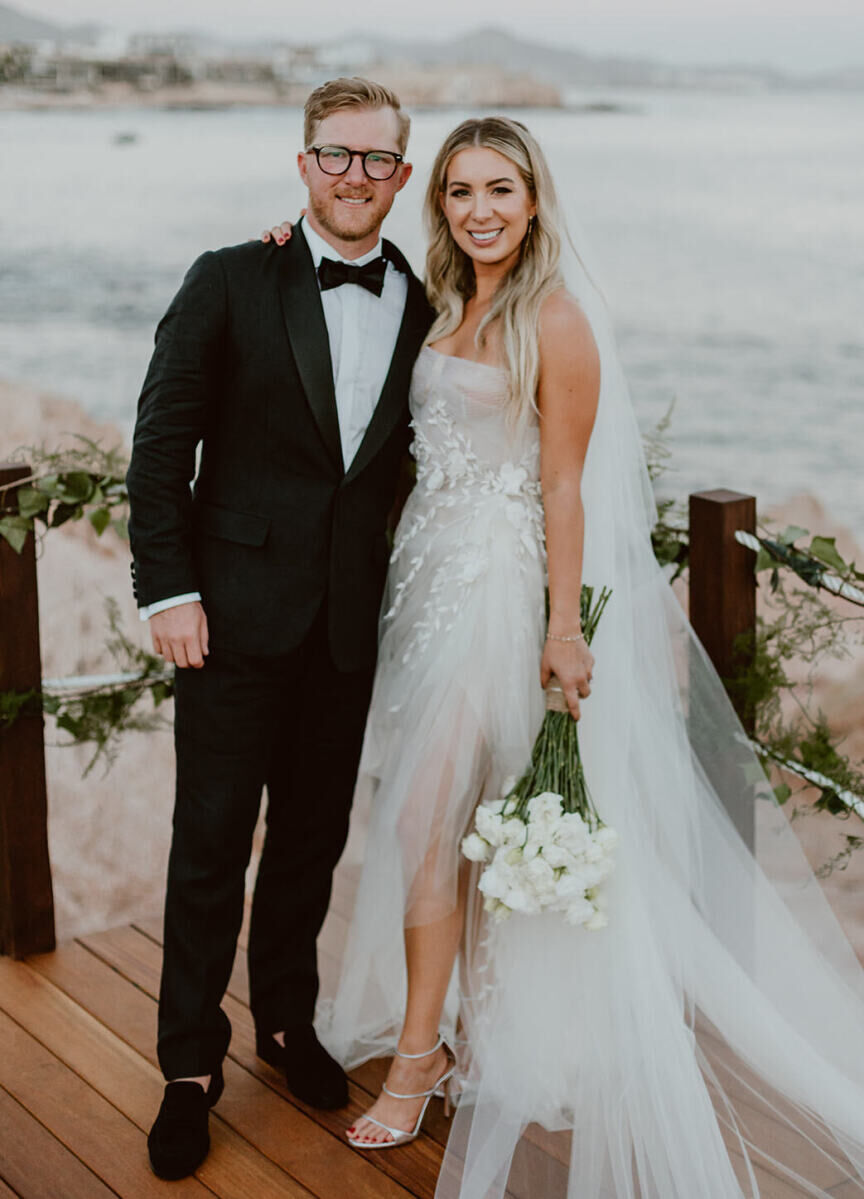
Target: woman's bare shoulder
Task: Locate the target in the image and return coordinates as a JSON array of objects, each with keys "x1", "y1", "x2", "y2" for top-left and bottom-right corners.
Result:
[{"x1": 539, "y1": 288, "x2": 600, "y2": 377}]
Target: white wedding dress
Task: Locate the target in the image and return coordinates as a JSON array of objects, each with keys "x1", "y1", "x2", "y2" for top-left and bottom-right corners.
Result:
[{"x1": 318, "y1": 281, "x2": 864, "y2": 1197}]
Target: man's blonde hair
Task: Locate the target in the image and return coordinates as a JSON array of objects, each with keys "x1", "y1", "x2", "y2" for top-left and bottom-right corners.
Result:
[{"x1": 304, "y1": 77, "x2": 410, "y2": 155}]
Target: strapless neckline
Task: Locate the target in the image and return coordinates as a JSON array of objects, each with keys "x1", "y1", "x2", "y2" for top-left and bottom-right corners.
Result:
[{"x1": 422, "y1": 345, "x2": 507, "y2": 374}]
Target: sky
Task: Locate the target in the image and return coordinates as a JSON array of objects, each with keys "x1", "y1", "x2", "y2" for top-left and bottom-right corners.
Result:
[{"x1": 12, "y1": 0, "x2": 864, "y2": 73}]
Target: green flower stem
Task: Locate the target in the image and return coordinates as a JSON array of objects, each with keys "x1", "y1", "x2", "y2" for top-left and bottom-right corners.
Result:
[{"x1": 505, "y1": 585, "x2": 612, "y2": 828}]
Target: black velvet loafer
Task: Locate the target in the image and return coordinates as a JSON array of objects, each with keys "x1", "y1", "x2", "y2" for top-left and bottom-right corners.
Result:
[
  {"x1": 147, "y1": 1066, "x2": 224, "y2": 1180},
  {"x1": 256, "y1": 1024, "x2": 349, "y2": 1109}
]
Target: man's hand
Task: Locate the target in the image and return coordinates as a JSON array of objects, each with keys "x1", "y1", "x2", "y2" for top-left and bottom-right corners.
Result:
[{"x1": 150, "y1": 601, "x2": 209, "y2": 669}]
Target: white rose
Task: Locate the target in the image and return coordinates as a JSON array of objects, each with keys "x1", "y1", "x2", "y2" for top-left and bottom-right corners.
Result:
[
  {"x1": 556, "y1": 812, "x2": 591, "y2": 855},
  {"x1": 595, "y1": 825, "x2": 619, "y2": 851},
  {"x1": 580, "y1": 861, "x2": 612, "y2": 888},
  {"x1": 527, "y1": 792, "x2": 564, "y2": 823},
  {"x1": 477, "y1": 863, "x2": 508, "y2": 901},
  {"x1": 524, "y1": 856, "x2": 557, "y2": 902},
  {"x1": 475, "y1": 804, "x2": 507, "y2": 846},
  {"x1": 504, "y1": 884, "x2": 542, "y2": 914},
  {"x1": 541, "y1": 844, "x2": 576, "y2": 871},
  {"x1": 584, "y1": 908, "x2": 608, "y2": 931},
  {"x1": 461, "y1": 833, "x2": 491, "y2": 863},
  {"x1": 554, "y1": 870, "x2": 590, "y2": 902},
  {"x1": 564, "y1": 897, "x2": 596, "y2": 926},
  {"x1": 501, "y1": 817, "x2": 527, "y2": 848},
  {"x1": 483, "y1": 896, "x2": 512, "y2": 922}
]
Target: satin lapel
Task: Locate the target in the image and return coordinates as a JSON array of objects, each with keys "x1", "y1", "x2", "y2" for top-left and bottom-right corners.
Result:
[
  {"x1": 344, "y1": 270, "x2": 433, "y2": 484},
  {"x1": 277, "y1": 226, "x2": 343, "y2": 473}
]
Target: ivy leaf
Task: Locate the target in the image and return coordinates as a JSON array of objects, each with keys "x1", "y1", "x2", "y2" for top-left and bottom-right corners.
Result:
[
  {"x1": 51, "y1": 501, "x2": 81, "y2": 528},
  {"x1": 89, "y1": 507, "x2": 111, "y2": 536},
  {"x1": 778, "y1": 525, "x2": 808, "y2": 546},
  {"x1": 56, "y1": 711, "x2": 84, "y2": 738},
  {"x1": 754, "y1": 546, "x2": 774, "y2": 573},
  {"x1": 111, "y1": 516, "x2": 129, "y2": 541},
  {"x1": 57, "y1": 471, "x2": 94, "y2": 503},
  {"x1": 818, "y1": 789, "x2": 848, "y2": 816},
  {"x1": 808, "y1": 536, "x2": 847, "y2": 574},
  {"x1": 0, "y1": 514, "x2": 32, "y2": 553},
  {"x1": 17, "y1": 486, "x2": 50, "y2": 519},
  {"x1": 742, "y1": 761, "x2": 769, "y2": 785},
  {"x1": 773, "y1": 783, "x2": 792, "y2": 804}
]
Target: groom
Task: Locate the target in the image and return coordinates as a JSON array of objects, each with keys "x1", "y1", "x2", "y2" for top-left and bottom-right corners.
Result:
[{"x1": 127, "y1": 77, "x2": 433, "y2": 1179}]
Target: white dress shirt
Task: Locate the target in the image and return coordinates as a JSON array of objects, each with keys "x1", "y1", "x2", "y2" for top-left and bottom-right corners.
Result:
[{"x1": 140, "y1": 219, "x2": 408, "y2": 621}]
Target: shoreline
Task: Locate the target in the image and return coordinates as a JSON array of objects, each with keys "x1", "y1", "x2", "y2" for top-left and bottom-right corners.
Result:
[{"x1": 0, "y1": 74, "x2": 566, "y2": 113}]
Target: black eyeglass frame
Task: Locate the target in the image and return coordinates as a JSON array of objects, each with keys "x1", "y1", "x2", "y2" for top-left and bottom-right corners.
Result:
[{"x1": 306, "y1": 144, "x2": 404, "y2": 181}]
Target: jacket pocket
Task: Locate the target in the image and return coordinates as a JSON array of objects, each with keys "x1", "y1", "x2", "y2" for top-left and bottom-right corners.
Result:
[{"x1": 193, "y1": 500, "x2": 270, "y2": 547}]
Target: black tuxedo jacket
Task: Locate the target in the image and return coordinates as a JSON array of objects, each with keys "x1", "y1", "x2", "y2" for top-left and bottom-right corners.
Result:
[{"x1": 127, "y1": 226, "x2": 434, "y2": 670}]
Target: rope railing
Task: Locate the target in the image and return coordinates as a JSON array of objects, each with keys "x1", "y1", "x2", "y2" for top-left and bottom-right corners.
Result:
[
  {"x1": 735, "y1": 530, "x2": 864, "y2": 608},
  {"x1": 750, "y1": 738, "x2": 864, "y2": 822},
  {"x1": 41, "y1": 669, "x2": 171, "y2": 693}
]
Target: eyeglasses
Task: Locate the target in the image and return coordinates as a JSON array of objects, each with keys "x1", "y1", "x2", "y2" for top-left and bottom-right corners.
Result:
[{"x1": 306, "y1": 144, "x2": 404, "y2": 181}]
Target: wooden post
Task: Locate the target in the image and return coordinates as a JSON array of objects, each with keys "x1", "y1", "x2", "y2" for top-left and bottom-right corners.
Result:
[
  {"x1": 0, "y1": 462, "x2": 55, "y2": 957},
  {"x1": 688, "y1": 488, "x2": 757, "y2": 849}
]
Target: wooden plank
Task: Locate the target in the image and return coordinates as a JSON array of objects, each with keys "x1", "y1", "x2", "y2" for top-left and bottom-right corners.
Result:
[
  {"x1": 0, "y1": 1007, "x2": 208, "y2": 1198},
  {"x1": 0, "y1": 1179, "x2": 20, "y2": 1198},
  {"x1": 0, "y1": 462, "x2": 55, "y2": 958},
  {"x1": 0, "y1": 958, "x2": 307, "y2": 1199},
  {"x1": 32, "y1": 938, "x2": 424, "y2": 1199},
  {"x1": 0, "y1": 1083, "x2": 117, "y2": 1199}
]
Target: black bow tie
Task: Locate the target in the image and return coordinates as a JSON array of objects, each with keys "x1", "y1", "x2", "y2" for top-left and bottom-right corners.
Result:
[{"x1": 317, "y1": 255, "x2": 388, "y2": 297}]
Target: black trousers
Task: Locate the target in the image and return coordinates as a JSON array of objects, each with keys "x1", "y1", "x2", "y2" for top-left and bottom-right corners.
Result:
[{"x1": 157, "y1": 598, "x2": 375, "y2": 1080}]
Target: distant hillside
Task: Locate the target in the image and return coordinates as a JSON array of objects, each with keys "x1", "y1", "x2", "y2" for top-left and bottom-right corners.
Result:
[
  {"x1": 0, "y1": 1, "x2": 62, "y2": 41},
  {"x1": 337, "y1": 26, "x2": 794, "y2": 90}
]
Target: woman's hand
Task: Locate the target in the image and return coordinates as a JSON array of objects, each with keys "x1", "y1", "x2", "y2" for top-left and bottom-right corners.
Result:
[
  {"x1": 260, "y1": 210, "x2": 305, "y2": 245},
  {"x1": 540, "y1": 638, "x2": 594, "y2": 721}
]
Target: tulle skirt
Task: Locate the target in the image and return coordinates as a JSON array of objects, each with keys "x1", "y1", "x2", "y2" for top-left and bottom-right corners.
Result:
[{"x1": 316, "y1": 413, "x2": 864, "y2": 1196}]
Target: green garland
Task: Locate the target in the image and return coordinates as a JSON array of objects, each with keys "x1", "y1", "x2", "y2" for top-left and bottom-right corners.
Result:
[{"x1": 1, "y1": 435, "x2": 862, "y2": 874}]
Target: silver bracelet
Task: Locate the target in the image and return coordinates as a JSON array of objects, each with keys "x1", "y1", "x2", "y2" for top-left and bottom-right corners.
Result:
[{"x1": 546, "y1": 631, "x2": 585, "y2": 643}]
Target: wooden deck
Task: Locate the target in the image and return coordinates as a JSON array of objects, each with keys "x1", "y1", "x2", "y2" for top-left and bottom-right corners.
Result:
[
  {"x1": 1, "y1": 866, "x2": 862, "y2": 1198},
  {"x1": 0, "y1": 871, "x2": 449, "y2": 1199}
]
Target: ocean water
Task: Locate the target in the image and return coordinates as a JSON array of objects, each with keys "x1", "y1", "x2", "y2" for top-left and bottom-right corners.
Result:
[{"x1": 1, "y1": 91, "x2": 862, "y2": 533}]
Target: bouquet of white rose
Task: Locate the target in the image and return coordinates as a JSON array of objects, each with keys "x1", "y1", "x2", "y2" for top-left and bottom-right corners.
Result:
[{"x1": 462, "y1": 585, "x2": 617, "y2": 928}]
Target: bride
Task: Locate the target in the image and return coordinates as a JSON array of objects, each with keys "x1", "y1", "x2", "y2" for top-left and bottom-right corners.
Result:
[{"x1": 276, "y1": 117, "x2": 864, "y2": 1197}]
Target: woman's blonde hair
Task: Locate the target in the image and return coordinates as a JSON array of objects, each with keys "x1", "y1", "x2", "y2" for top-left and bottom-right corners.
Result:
[{"x1": 423, "y1": 117, "x2": 564, "y2": 422}]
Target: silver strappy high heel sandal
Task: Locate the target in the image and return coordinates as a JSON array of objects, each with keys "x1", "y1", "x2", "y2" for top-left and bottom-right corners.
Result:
[{"x1": 346, "y1": 1035, "x2": 456, "y2": 1150}]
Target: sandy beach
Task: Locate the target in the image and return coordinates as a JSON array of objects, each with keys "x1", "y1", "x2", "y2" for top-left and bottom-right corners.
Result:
[{"x1": 2, "y1": 377, "x2": 862, "y2": 953}]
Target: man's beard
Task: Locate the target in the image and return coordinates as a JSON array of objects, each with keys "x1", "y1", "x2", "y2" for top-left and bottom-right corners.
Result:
[{"x1": 307, "y1": 191, "x2": 388, "y2": 243}]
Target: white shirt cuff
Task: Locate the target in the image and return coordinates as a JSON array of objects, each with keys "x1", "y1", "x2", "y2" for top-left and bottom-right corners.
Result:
[{"x1": 139, "y1": 592, "x2": 202, "y2": 621}]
